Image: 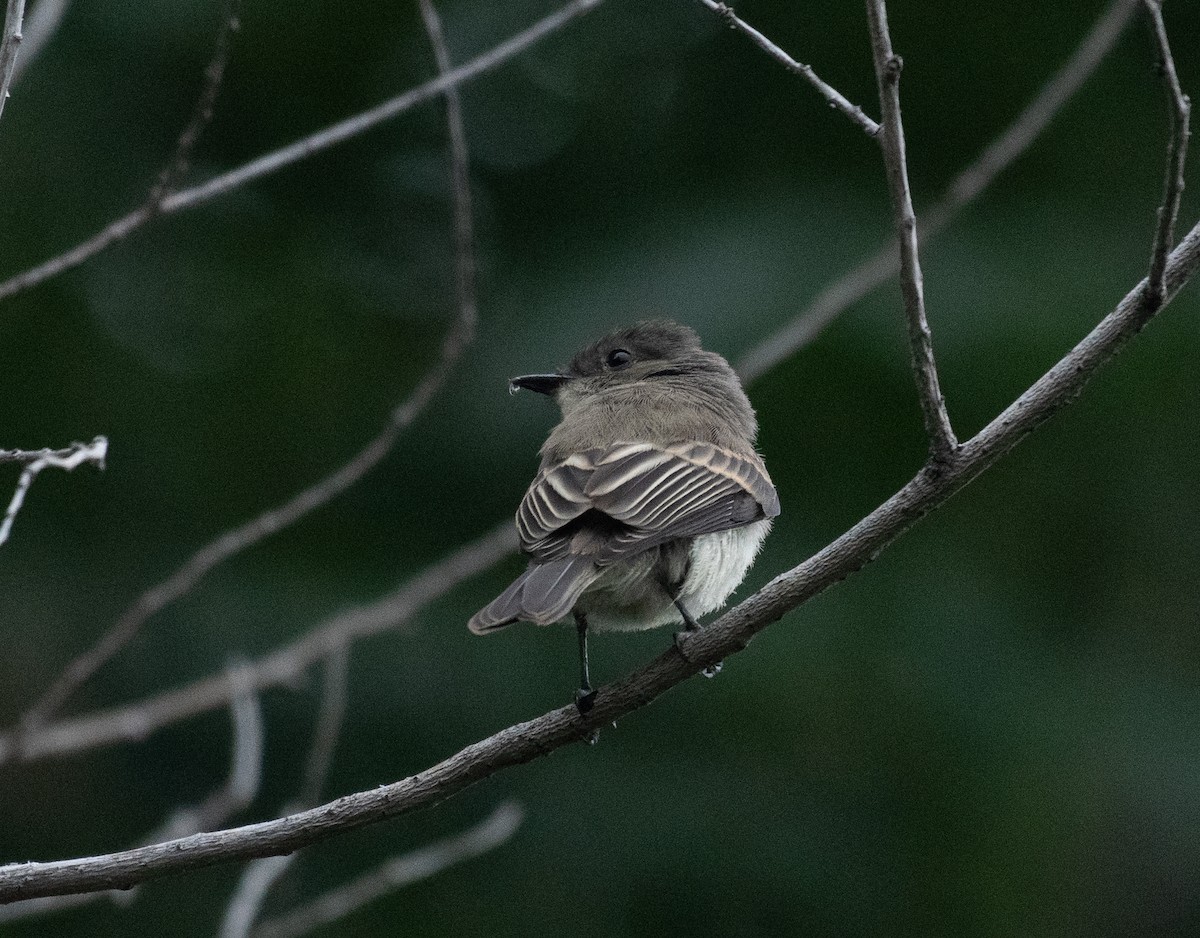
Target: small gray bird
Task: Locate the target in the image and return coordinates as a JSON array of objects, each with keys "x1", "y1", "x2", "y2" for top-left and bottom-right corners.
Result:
[{"x1": 469, "y1": 320, "x2": 779, "y2": 712}]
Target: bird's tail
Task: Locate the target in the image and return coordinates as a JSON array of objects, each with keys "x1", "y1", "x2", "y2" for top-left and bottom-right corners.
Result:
[{"x1": 468, "y1": 557, "x2": 600, "y2": 634}]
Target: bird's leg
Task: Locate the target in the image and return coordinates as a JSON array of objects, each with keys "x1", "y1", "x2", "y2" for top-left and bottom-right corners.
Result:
[
  {"x1": 574, "y1": 611, "x2": 596, "y2": 715},
  {"x1": 674, "y1": 597, "x2": 701, "y2": 632},
  {"x1": 672, "y1": 598, "x2": 723, "y2": 678}
]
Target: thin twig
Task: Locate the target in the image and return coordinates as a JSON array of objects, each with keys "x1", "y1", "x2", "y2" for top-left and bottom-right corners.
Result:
[
  {"x1": 3, "y1": 218, "x2": 1199, "y2": 903},
  {"x1": 146, "y1": 0, "x2": 241, "y2": 206},
  {"x1": 694, "y1": 0, "x2": 879, "y2": 137},
  {"x1": 9, "y1": 0, "x2": 68, "y2": 83},
  {"x1": 297, "y1": 648, "x2": 350, "y2": 809},
  {"x1": 0, "y1": 676, "x2": 262, "y2": 923},
  {"x1": 419, "y1": 0, "x2": 477, "y2": 350},
  {"x1": 19, "y1": 26, "x2": 480, "y2": 729},
  {"x1": 864, "y1": 0, "x2": 957, "y2": 462},
  {"x1": 0, "y1": 0, "x2": 604, "y2": 304},
  {"x1": 1141, "y1": 0, "x2": 1191, "y2": 310},
  {"x1": 251, "y1": 803, "x2": 525, "y2": 938},
  {"x1": 0, "y1": 520, "x2": 516, "y2": 765},
  {"x1": 218, "y1": 649, "x2": 349, "y2": 938},
  {"x1": 220, "y1": 856, "x2": 294, "y2": 938},
  {"x1": 0, "y1": 436, "x2": 106, "y2": 549},
  {"x1": 0, "y1": 0, "x2": 26, "y2": 125},
  {"x1": 735, "y1": 0, "x2": 1140, "y2": 382}
]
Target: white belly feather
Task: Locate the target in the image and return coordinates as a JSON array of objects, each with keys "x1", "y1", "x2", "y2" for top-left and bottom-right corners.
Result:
[{"x1": 584, "y1": 519, "x2": 772, "y2": 632}]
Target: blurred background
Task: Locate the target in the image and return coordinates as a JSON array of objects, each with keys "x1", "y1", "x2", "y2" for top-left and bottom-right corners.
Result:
[{"x1": 1, "y1": 0, "x2": 1198, "y2": 934}]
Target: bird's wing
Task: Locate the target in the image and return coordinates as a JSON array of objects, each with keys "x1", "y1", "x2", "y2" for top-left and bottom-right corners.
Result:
[{"x1": 516, "y1": 441, "x2": 780, "y2": 564}]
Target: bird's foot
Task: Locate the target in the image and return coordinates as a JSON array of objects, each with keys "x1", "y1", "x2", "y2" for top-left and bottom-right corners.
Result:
[{"x1": 575, "y1": 687, "x2": 597, "y2": 715}]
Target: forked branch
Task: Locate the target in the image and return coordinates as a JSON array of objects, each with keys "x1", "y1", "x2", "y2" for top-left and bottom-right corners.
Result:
[{"x1": 1142, "y1": 0, "x2": 1191, "y2": 310}]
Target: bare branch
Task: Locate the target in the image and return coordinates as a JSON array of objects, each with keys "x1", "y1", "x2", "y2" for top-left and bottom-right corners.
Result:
[
  {"x1": 0, "y1": 0, "x2": 604, "y2": 304},
  {"x1": 9, "y1": 0, "x2": 68, "y2": 83},
  {"x1": 220, "y1": 856, "x2": 294, "y2": 938},
  {"x1": 3, "y1": 218, "x2": 1199, "y2": 903},
  {"x1": 251, "y1": 803, "x2": 525, "y2": 938},
  {"x1": 1142, "y1": 0, "x2": 1191, "y2": 310},
  {"x1": 864, "y1": 0, "x2": 957, "y2": 462},
  {"x1": 2, "y1": 0, "x2": 241, "y2": 313},
  {"x1": 0, "y1": 436, "x2": 106, "y2": 549},
  {"x1": 297, "y1": 648, "x2": 349, "y2": 810},
  {"x1": 0, "y1": 520, "x2": 515, "y2": 765},
  {"x1": 0, "y1": 0, "x2": 26, "y2": 126},
  {"x1": 694, "y1": 0, "x2": 879, "y2": 137},
  {"x1": 147, "y1": 669, "x2": 264, "y2": 843},
  {"x1": 419, "y1": 0, "x2": 477, "y2": 350},
  {"x1": 20, "y1": 33, "x2": 479, "y2": 729},
  {"x1": 218, "y1": 650, "x2": 347, "y2": 938},
  {"x1": 145, "y1": 0, "x2": 241, "y2": 205},
  {"x1": 735, "y1": 0, "x2": 1140, "y2": 382},
  {"x1": 0, "y1": 678, "x2": 262, "y2": 923}
]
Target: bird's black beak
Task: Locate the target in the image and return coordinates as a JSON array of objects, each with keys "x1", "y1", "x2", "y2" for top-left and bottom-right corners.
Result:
[{"x1": 509, "y1": 373, "x2": 569, "y2": 396}]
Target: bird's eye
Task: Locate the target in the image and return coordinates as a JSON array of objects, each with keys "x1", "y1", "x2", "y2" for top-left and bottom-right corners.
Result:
[{"x1": 606, "y1": 348, "x2": 632, "y2": 369}]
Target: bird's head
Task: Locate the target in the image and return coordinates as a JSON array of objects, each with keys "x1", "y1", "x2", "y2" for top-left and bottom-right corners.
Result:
[{"x1": 509, "y1": 320, "x2": 737, "y2": 417}]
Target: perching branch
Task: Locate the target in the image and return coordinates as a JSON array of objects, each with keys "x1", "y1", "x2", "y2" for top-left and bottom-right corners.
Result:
[
  {"x1": 0, "y1": 0, "x2": 26, "y2": 126},
  {"x1": 1142, "y1": 0, "x2": 1190, "y2": 311},
  {"x1": 0, "y1": 0, "x2": 604, "y2": 304},
  {"x1": 0, "y1": 436, "x2": 107, "y2": 549},
  {"x1": 694, "y1": 0, "x2": 880, "y2": 137},
  {"x1": 734, "y1": 0, "x2": 1140, "y2": 381},
  {"x1": 18, "y1": 7, "x2": 479, "y2": 730},
  {"x1": 251, "y1": 803, "x2": 525, "y2": 938},
  {"x1": 864, "y1": 0, "x2": 957, "y2": 462},
  {"x1": 2, "y1": 217, "x2": 1198, "y2": 903}
]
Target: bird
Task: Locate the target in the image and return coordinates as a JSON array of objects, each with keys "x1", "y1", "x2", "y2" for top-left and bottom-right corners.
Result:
[{"x1": 468, "y1": 320, "x2": 779, "y2": 713}]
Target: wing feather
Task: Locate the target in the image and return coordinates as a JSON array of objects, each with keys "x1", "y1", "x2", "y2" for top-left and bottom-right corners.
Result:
[{"x1": 516, "y1": 441, "x2": 779, "y2": 565}]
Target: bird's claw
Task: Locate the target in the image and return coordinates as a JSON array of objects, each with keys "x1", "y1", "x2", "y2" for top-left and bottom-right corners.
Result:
[{"x1": 575, "y1": 687, "x2": 597, "y2": 715}]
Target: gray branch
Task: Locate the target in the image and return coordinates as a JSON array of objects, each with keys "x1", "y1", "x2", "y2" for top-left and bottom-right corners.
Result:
[
  {"x1": 0, "y1": 436, "x2": 107, "y2": 549},
  {"x1": 251, "y1": 803, "x2": 525, "y2": 938},
  {"x1": 694, "y1": 0, "x2": 879, "y2": 137},
  {"x1": 2, "y1": 217, "x2": 1199, "y2": 903},
  {"x1": 0, "y1": 0, "x2": 604, "y2": 304},
  {"x1": 0, "y1": 0, "x2": 26, "y2": 126},
  {"x1": 0, "y1": 677, "x2": 263, "y2": 922},
  {"x1": 9, "y1": 0, "x2": 68, "y2": 83},
  {"x1": 865, "y1": 0, "x2": 957, "y2": 462},
  {"x1": 18, "y1": 10, "x2": 480, "y2": 729},
  {"x1": 0, "y1": 520, "x2": 516, "y2": 765},
  {"x1": 734, "y1": 0, "x2": 1140, "y2": 382},
  {"x1": 1142, "y1": 0, "x2": 1191, "y2": 310}
]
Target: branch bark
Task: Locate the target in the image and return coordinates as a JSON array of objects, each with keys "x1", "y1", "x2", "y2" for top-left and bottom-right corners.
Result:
[
  {"x1": 865, "y1": 0, "x2": 957, "y2": 462},
  {"x1": 3, "y1": 218, "x2": 1198, "y2": 903},
  {"x1": 1142, "y1": 0, "x2": 1191, "y2": 310}
]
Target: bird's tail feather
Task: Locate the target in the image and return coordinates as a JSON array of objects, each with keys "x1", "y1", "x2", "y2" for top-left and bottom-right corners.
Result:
[{"x1": 468, "y1": 557, "x2": 599, "y2": 634}]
